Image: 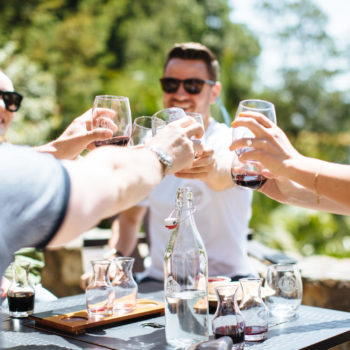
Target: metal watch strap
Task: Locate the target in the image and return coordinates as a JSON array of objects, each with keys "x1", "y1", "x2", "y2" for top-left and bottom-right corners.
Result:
[{"x1": 148, "y1": 146, "x2": 173, "y2": 175}]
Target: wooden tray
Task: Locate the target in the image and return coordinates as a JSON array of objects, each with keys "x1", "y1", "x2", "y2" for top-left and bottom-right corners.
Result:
[{"x1": 29, "y1": 298, "x2": 164, "y2": 335}]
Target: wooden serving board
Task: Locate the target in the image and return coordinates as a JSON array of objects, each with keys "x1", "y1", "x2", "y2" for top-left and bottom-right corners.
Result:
[{"x1": 29, "y1": 298, "x2": 164, "y2": 335}]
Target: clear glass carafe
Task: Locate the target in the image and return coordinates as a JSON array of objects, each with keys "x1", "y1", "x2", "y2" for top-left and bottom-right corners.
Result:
[
  {"x1": 164, "y1": 187, "x2": 209, "y2": 348},
  {"x1": 212, "y1": 284, "x2": 245, "y2": 350},
  {"x1": 239, "y1": 278, "x2": 268, "y2": 342},
  {"x1": 112, "y1": 257, "x2": 138, "y2": 314},
  {"x1": 86, "y1": 260, "x2": 114, "y2": 318},
  {"x1": 7, "y1": 262, "x2": 35, "y2": 318}
]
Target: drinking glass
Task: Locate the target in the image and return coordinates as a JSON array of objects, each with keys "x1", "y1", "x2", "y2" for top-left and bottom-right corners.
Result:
[
  {"x1": 153, "y1": 108, "x2": 204, "y2": 130},
  {"x1": 130, "y1": 116, "x2": 153, "y2": 146},
  {"x1": 265, "y1": 263, "x2": 303, "y2": 321},
  {"x1": 231, "y1": 99, "x2": 276, "y2": 190},
  {"x1": 7, "y1": 262, "x2": 35, "y2": 318},
  {"x1": 153, "y1": 107, "x2": 186, "y2": 124},
  {"x1": 239, "y1": 277, "x2": 268, "y2": 342},
  {"x1": 112, "y1": 257, "x2": 138, "y2": 314},
  {"x1": 86, "y1": 260, "x2": 115, "y2": 319},
  {"x1": 212, "y1": 284, "x2": 245, "y2": 350},
  {"x1": 92, "y1": 95, "x2": 132, "y2": 147},
  {"x1": 186, "y1": 112, "x2": 204, "y2": 128}
]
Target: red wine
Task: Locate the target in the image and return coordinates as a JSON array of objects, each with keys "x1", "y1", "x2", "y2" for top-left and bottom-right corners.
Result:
[
  {"x1": 232, "y1": 172, "x2": 267, "y2": 190},
  {"x1": 94, "y1": 136, "x2": 130, "y2": 147},
  {"x1": 214, "y1": 325, "x2": 245, "y2": 344},
  {"x1": 246, "y1": 326, "x2": 268, "y2": 335},
  {"x1": 8, "y1": 292, "x2": 34, "y2": 312},
  {"x1": 245, "y1": 325, "x2": 268, "y2": 341}
]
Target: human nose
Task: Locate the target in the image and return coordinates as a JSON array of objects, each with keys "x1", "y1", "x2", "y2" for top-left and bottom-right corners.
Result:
[{"x1": 173, "y1": 82, "x2": 189, "y2": 98}]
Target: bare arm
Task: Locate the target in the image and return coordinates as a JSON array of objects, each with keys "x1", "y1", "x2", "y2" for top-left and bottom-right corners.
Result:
[
  {"x1": 230, "y1": 112, "x2": 350, "y2": 214},
  {"x1": 112, "y1": 206, "x2": 147, "y2": 257},
  {"x1": 48, "y1": 117, "x2": 203, "y2": 246}
]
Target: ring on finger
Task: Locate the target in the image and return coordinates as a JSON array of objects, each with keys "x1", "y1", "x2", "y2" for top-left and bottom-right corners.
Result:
[{"x1": 246, "y1": 138, "x2": 252, "y2": 147}]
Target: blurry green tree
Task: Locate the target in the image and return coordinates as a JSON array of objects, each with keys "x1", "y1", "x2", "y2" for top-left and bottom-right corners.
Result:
[
  {"x1": 248, "y1": 0, "x2": 350, "y2": 258},
  {"x1": 0, "y1": 0, "x2": 259, "y2": 142}
]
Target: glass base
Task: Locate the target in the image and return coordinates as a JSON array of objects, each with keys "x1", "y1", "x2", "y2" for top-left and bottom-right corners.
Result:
[
  {"x1": 245, "y1": 325, "x2": 268, "y2": 342},
  {"x1": 9, "y1": 310, "x2": 33, "y2": 318},
  {"x1": 245, "y1": 332, "x2": 268, "y2": 342}
]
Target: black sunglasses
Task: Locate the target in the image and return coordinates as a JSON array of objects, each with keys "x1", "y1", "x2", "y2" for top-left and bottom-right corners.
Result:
[
  {"x1": 0, "y1": 90, "x2": 23, "y2": 112},
  {"x1": 160, "y1": 77, "x2": 215, "y2": 95}
]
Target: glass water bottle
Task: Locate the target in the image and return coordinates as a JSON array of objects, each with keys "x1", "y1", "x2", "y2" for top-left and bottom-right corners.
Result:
[{"x1": 164, "y1": 187, "x2": 209, "y2": 348}]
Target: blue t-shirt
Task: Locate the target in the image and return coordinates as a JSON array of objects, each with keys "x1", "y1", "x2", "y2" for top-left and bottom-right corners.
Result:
[{"x1": 0, "y1": 143, "x2": 70, "y2": 278}]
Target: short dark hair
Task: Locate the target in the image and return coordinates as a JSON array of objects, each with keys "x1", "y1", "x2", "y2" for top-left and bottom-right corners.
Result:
[{"x1": 164, "y1": 42, "x2": 219, "y2": 81}]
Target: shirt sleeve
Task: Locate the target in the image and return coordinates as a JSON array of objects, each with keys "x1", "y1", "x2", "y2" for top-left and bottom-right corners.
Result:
[{"x1": 0, "y1": 144, "x2": 70, "y2": 276}]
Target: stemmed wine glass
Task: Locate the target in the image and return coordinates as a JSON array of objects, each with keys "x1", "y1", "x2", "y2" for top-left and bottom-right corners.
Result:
[
  {"x1": 231, "y1": 99, "x2": 277, "y2": 189},
  {"x1": 92, "y1": 95, "x2": 132, "y2": 147},
  {"x1": 130, "y1": 116, "x2": 167, "y2": 148}
]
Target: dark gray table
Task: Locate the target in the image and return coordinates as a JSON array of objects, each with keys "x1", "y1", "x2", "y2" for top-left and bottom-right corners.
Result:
[{"x1": 1, "y1": 283, "x2": 350, "y2": 350}]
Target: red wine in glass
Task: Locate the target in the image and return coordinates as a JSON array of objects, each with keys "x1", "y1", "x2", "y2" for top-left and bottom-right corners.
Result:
[
  {"x1": 214, "y1": 325, "x2": 245, "y2": 345},
  {"x1": 94, "y1": 136, "x2": 130, "y2": 147},
  {"x1": 231, "y1": 171, "x2": 267, "y2": 190},
  {"x1": 245, "y1": 325, "x2": 268, "y2": 342},
  {"x1": 8, "y1": 292, "x2": 35, "y2": 312}
]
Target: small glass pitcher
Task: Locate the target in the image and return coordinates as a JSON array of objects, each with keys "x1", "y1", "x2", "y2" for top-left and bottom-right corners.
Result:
[
  {"x1": 212, "y1": 284, "x2": 245, "y2": 350},
  {"x1": 239, "y1": 278, "x2": 268, "y2": 342},
  {"x1": 7, "y1": 262, "x2": 35, "y2": 318},
  {"x1": 112, "y1": 257, "x2": 138, "y2": 314},
  {"x1": 86, "y1": 260, "x2": 115, "y2": 318}
]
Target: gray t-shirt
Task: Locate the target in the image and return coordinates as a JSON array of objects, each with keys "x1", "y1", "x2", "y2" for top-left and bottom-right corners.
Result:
[{"x1": 0, "y1": 143, "x2": 70, "y2": 278}]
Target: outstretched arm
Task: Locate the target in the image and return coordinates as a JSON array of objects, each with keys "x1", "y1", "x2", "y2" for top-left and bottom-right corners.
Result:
[
  {"x1": 49, "y1": 117, "x2": 204, "y2": 246},
  {"x1": 112, "y1": 206, "x2": 147, "y2": 257},
  {"x1": 230, "y1": 112, "x2": 350, "y2": 215}
]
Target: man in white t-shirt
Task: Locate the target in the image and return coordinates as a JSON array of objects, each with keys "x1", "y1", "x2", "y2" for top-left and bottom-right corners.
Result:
[{"x1": 110, "y1": 42, "x2": 256, "y2": 282}]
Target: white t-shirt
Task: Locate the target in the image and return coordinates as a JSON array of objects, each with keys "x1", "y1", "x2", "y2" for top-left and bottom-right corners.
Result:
[{"x1": 143, "y1": 118, "x2": 256, "y2": 280}]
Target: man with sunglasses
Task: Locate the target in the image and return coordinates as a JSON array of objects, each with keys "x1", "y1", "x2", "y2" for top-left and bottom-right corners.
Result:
[{"x1": 112, "y1": 43, "x2": 256, "y2": 285}]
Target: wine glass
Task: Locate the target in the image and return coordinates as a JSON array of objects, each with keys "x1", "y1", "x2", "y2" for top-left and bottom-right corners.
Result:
[
  {"x1": 92, "y1": 95, "x2": 132, "y2": 147},
  {"x1": 231, "y1": 99, "x2": 277, "y2": 189},
  {"x1": 130, "y1": 116, "x2": 153, "y2": 146},
  {"x1": 130, "y1": 116, "x2": 166, "y2": 147},
  {"x1": 265, "y1": 263, "x2": 303, "y2": 321}
]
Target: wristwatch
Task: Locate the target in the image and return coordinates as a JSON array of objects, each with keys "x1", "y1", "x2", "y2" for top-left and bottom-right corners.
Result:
[{"x1": 148, "y1": 146, "x2": 173, "y2": 175}]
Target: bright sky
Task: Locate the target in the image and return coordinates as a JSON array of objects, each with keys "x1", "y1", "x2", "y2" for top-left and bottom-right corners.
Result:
[{"x1": 229, "y1": 0, "x2": 350, "y2": 91}]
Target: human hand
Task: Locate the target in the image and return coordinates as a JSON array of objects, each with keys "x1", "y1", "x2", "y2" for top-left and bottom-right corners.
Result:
[
  {"x1": 1, "y1": 276, "x2": 10, "y2": 299},
  {"x1": 149, "y1": 117, "x2": 204, "y2": 174},
  {"x1": 174, "y1": 144, "x2": 214, "y2": 180},
  {"x1": 229, "y1": 112, "x2": 302, "y2": 179},
  {"x1": 80, "y1": 271, "x2": 92, "y2": 290},
  {"x1": 41, "y1": 109, "x2": 114, "y2": 160}
]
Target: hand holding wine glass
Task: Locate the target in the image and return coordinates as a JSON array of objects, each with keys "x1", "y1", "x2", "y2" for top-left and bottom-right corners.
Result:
[
  {"x1": 92, "y1": 95, "x2": 132, "y2": 147},
  {"x1": 231, "y1": 99, "x2": 277, "y2": 190}
]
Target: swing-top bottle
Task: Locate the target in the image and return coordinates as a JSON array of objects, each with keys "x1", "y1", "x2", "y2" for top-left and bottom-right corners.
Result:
[{"x1": 164, "y1": 187, "x2": 209, "y2": 348}]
